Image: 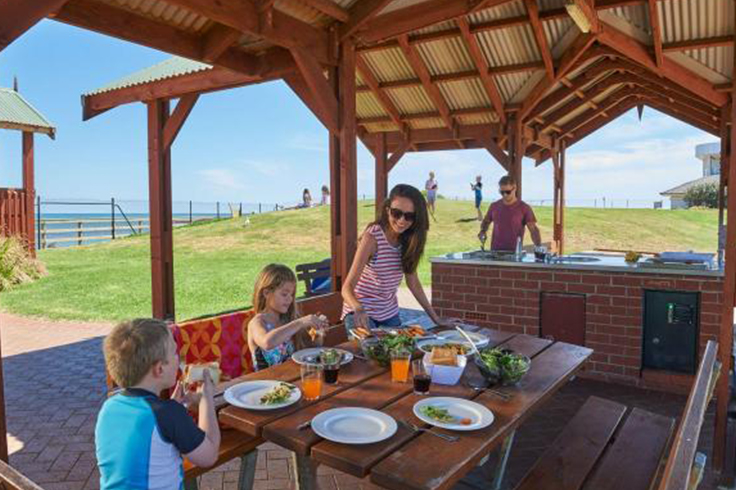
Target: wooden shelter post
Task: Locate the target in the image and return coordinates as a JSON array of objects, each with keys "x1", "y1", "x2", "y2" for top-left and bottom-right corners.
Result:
[
  {"x1": 329, "y1": 40, "x2": 358, "y2": 291},
  {"x1": 552, "y1": 139, "x2": 565, "y2": 255},
  {"x1": 22, "y1": 131, "x2": 35, "y2": 255},
  {"x1": 375, "y1": 133, "x2": 388, "y2": 218},
  {"x1": 508, "y1": 114, "x2": 524, "y2": 198},
  {"x1": 147, "y1": 99, "x2": 175, "y2": 321},
  {"x1": 715, "y1": 90, "x2": 736, "y2": 471},
  {"x1": 718, "y1": 106, "x2": 729, "y2": 268}
]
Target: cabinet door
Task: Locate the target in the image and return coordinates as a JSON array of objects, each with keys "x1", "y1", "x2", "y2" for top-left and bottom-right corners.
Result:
[{"x1": 540, "y1": 292, "x2": 586, "y2": 346}]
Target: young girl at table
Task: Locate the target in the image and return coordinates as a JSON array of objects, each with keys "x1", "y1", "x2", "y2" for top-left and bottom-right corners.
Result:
[{"x1": 248, "y1": 263, "x2": 329, "y2": 371}]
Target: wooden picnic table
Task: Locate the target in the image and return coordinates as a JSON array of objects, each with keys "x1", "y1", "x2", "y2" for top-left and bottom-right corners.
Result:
[{"x1": 216, "y1": 328, "x2": 592, "y2": 490}]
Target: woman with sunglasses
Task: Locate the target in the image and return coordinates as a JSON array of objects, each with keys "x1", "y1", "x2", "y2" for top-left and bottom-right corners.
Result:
[{"x1": 341, "y1": 184, "x2": 445, "y2": 331}]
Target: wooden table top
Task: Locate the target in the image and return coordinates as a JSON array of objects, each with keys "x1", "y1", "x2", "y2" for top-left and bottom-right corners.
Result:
[{"x1": 217, "y1": 329, "x2": 592, "y2": 490}]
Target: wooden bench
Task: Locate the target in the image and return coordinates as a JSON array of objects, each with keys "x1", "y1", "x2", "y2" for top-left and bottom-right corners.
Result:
[
  {"x1": 515, "y1": 340, "x2": 719, "y2": 490},
  {"x1": 183, "y1": 429, "x2": 262, "y2": 490},
  {"x1": 296, "y1": 258, "x2": 331, "y2": 297},
  {"x1": 0, "y1": 459, "x2": 45, "y2": 490}
]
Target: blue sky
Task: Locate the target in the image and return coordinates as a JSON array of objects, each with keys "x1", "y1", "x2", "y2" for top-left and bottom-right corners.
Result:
[{"x1": 0, "y1": 20, "x2": 719, "y2": 209}]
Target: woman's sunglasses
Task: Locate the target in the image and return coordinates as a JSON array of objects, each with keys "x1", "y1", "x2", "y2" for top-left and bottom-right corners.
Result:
[{"x1": 389, "y1": 207, "x2": 416, "y2": 222}]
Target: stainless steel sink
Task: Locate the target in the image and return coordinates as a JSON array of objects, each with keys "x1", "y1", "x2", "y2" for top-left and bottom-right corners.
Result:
[
  {"x1": 465, "y1": 250, "x2": 518, "y2": 261},
  {"x1": 553, "y1": 256, "x2": 601, "y2": 263}
]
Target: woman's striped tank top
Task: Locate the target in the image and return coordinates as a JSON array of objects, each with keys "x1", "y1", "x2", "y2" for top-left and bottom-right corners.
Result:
[{"x1": 342, "y1": 224, "x2": 404, "y2": 321}]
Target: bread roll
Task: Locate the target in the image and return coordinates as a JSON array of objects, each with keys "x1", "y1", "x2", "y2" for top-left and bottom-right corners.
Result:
[
  {"x1": 430, "y1": 347, "x2": 458, "y2": 366},
  {"x1": 183, "y1": 362, "x2": 221, "y2": 385}
]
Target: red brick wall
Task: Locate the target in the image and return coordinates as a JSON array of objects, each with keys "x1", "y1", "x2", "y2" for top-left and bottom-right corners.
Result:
[{"x1": 432, "y1": 262, "x2": 723, "y2": 392}]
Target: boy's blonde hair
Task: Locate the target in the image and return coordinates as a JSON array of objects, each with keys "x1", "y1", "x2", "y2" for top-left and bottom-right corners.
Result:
[
  {"x1": 104, "y1": 318, "x2": 172, "y2": 388},
  {"x1": 252, "y1": 264, "x2": 298, "y2": 324}
]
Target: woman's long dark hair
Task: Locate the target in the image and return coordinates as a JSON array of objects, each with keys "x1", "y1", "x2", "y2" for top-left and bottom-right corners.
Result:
[{"x1": 374, "y1": 184, "x2": 429, "y2": 274}]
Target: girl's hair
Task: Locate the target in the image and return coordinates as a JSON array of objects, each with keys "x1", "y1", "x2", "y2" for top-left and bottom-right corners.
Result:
[
  {"x1": 303, "y1": 188, "x2": 310, "y2": 195},
  {"x1": 252, "y1": 264, "x2": 299, "y2": 325},
  {"x1": 374, "y1": 184, "x2": 429, "y2": 274},
  {"x1": 322, "y1": 185, "x2": 329, "y2": 194}
]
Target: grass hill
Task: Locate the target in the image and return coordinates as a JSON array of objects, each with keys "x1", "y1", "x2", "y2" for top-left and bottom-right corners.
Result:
[{"x1": 0, "y1": 200, "x2": 718, "y2": 322}]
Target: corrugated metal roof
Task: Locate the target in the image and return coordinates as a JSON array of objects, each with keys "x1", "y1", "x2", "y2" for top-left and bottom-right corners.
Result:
[
  {"x1": 100, "y1": 0, "x2": 211, "y2": 33},
  {"x1": 468, "y1": 0, "x2": 526, "y2": 24},
  {"x1": 385, "y1": 86, "x2": 436, "y2": 113},
  {"x1": 356, "y1": 92, "x2": 388, "y2": 119},
  {"x1": 0, "y1": 88, "x2": 56, "y2": 138},
  {"x1": 437, "y1": 79, "x2": 489, "y2": 110},
  {"x1": 543, "y1": 17, "x2": 574, "y2": 51},
  {"x1": 661, "y1": 174, "x2": 719, "y2": 196},
  {"x1": 660, "y1": 0, "x2": 733, "y2": 43},
  {"x1": 362, "y1": 48, "x2": 415, "y2": 82},
  {"x1": 416, "y1": 38, "x2": 475, "y2": 76},
  {"x1": 609, "y1": 4, "x2": 649, "y2": 33},
  {"x1": 475, "y1": 25, "x2": 540, "y2": 68},
  {"x1": 85, "y1": 56, "x2": 213, "y2": 96},
  {"x1": 681, "y1": 46, "x2": 733, "y2": 78}
]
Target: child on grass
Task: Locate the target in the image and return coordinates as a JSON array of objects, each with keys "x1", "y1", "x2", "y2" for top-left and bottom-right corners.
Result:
[
  {"x1": 96, "y1": 318, "x2": 220, "y2": 489},
  {"x1": 248, "y1": 263, "x2": 329, "y2": 370}
]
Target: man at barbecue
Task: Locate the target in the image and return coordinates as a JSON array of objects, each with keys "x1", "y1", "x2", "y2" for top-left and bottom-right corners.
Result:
[{"x1": 478, "y1": 175, "x2": 542, "y2": 251}]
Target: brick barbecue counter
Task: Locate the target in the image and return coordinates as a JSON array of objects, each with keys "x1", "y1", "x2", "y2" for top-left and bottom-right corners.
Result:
[{"x1": 431, "y1": 252, "x2": 724, "y2": 392}]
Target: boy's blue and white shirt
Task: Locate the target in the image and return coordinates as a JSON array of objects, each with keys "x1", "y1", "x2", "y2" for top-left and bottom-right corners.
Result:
[{"x1": 95, "y1": 388, "x2": 205, "y2": 490}]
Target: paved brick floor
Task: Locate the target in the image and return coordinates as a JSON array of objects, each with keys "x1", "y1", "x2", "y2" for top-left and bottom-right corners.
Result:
[{"x1": 0, "y1": 311, "x2": 726, "y2": 490}]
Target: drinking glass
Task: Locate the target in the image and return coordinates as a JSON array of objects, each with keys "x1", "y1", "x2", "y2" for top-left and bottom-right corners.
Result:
[
  {"x1": 390, "y1": 349, "x2": 412, "y2": 383},
  {"x1": 412, "y1": 359, "x2": 432, "y2": 395},
  {"x1": 322, "y1": 361, "x2": 340, "y2": 385},
  {"x1": 301, "y1": 363, "x2": 323, "y2": 401}
]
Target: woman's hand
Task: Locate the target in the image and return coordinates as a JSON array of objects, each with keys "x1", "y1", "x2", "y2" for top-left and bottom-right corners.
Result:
[
  {"x1": 353, "y1": 308, "x2": 370, "y2": 329},
  {"x1": 436, "y1": 317, "x2": 463, "y2": 328}
]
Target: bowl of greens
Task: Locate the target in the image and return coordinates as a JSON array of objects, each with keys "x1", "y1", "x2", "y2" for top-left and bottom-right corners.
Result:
[
  {"x1": 361, "y1": 333, "x2": 416, "y2": 367},
  {"x1": 475, "y1": 348, "x2": 531, "y2": 386}
]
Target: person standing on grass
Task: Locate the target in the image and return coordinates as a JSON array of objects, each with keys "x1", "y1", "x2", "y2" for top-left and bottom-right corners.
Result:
[
  {"x1": 471, "y1": 175, "x2": 483, "y2": 221},
  {"x1": 341, "y1": 184, "x2": 451, "y2": 331},
  {"x1": 425, "y1": 171, "x2": 438, "y2": 221}
]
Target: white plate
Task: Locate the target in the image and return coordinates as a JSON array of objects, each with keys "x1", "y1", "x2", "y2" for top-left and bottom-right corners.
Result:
[
  {"x1": 436, "y1": 330, "x2": 490, "y2": 348},
  {"x1": 224, "y1": 381, "x2": 301, "y2": 410},
  {"x1": 311, "y1": 408, "x2": 397, "y2": 444},
  {"x1": 413, "y1": 397, "x2": 494, "y2": 431},
  {"x1": 417, "y1": 339, "x2": 473, "y2": 356},
  {"x1": 292, "y1": 348, "x2": 353, "y2": 366}
]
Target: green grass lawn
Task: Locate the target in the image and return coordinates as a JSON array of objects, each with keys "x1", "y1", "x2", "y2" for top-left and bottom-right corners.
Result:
[{"x1": 0, "y1": 200, "x2": 719, "y2": 322}]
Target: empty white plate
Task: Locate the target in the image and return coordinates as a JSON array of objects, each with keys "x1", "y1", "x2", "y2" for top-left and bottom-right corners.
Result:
[
  {"x1": 224, "y1": 380, "x2": 301, "y2": 410},
  {"x1": 311, "y1": 407, "x2": 397, "y2": 444},
  {"x1": 291, "y1": 348, "x2": 354, "y2": 366},
  {"x1": 413, "y1": 397, "x2": 494, "y2": 431}
]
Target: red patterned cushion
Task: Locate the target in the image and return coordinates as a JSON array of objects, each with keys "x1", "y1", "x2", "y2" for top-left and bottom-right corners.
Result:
[{"x1": 172, "y1": 309, "x2": 255, "y2": 379}]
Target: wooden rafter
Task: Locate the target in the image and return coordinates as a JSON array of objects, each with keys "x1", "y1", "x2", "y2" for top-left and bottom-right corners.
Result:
[
  {"x1": 559, "y1": 89, "x2": 639, "y2": 139},
  {"x1": 358, "y1": 106, "x2": 494, "y2": 125},
  {"x1": 0, "y1": 0, "x2": 69, "y2": 52},
  {"x1": 356, "y1": 61, "x2": 545, "y2": 92},
  {"x1": 663, "y1": 35, "x2": 734, "y2": 52},
  {"x1": 290, "y1": 48, "x2": 338, "y2": 133},
  {"x1": 340, "y1": 0, "x2": 393, "y2": 40},
  {"x1": 457, "y1": 18, "x2": 506, "y2": 123},
  {"x1": 519, "y1": 32, "x2": 598, "y2": 121},
  {"x1": 567, "y1": 0, "x2": 600, "y2": 34},
  {"x1": 356, "y1": 56, "x2": 406, "y2": 132},
  {"x1": 162, "y1": 0, "x2": 332, "y2": 65},
  {"x1": 597, "y1": 22, "x2": 728, "y2": 106},
  {"x1": 201, "y1": 24, "x2": 241, "y2": 63},
  {"x1": 162, "y1": 94, "x2": 199, "y2": 151},
  {"x1": 647, "y1": 0, "x2": 663, "y2": 66},
  {"x1": 398, "y1": 35, "x2": 455, "y2": 132},
  {"x1": 483, "y1": 138, "x2": 510, "y2": 170},
  {"x1": 387, "y1": 139, "x2": 409, "y2": 171},
  {"x1": 295, "y1": 0, "x2": 349, "y2": 22},
  {"x1": 525, "y1": 0, "x2": 554, "y2": 80}
]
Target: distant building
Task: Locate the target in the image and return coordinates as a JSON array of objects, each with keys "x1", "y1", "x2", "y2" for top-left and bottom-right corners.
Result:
[{"x1": 661, "y1": 142, "x2": 720, "y2": 209}]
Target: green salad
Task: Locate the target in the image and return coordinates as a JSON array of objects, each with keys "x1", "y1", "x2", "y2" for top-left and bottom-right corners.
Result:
[
  {"x1": 361, "y1": 333, "x2": 415, "y2": 366},
  {"x1": 477, "y1": 348, "x2": 531, "y2": 384},
  {"x1": 419, "y1": 405, "x2": 454, "y2": 423}
]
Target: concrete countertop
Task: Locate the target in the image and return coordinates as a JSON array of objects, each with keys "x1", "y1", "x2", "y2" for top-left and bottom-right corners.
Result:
[{"x1": 430, "y1": 251, "x2": 724, "y2": 278}]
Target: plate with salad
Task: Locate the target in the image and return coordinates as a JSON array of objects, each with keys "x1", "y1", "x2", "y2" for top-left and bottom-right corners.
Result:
[
  {"x1": 413, "y1": 397, "x2": 494, "y2": 431},
  {"x1": 224, "y1": 380, "x2": 301, "y2": 410}
]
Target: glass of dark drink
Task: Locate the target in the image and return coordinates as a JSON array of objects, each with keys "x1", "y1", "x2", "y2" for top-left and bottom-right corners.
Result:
[
  {"x1": 323, "y1": 363, "x2": 340, "y2": 384},
  {"x1": 412, "y1": 359, "x2": 432, "y2": 395}
]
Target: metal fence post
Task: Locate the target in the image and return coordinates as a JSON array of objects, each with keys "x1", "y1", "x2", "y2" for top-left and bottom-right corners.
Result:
[
  {"x1": 217, "y1": 201, "x2": 220, "y2": 219},
  {"x1": 239, "y1": 202, "x2": 242, "y2": 217},
  {"x1": 189, "y1": 200, "x2": 193, "y2": 224},
  {"x1": 36, "y1": 195, "x2": 41, "y2": 248},
  {"x1": 259, "y1": 203, "x2": 262, "y2": 214},
  {"x1": 77, "y1": 221, "x2": 83, "y2": 246},
  {"x1": 111, "y1": 197, "x2": 116, "y2": 240}
]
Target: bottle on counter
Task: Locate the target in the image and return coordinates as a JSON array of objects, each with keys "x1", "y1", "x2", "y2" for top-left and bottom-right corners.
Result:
[{"x1": 515, "y1": 236, "x2": 523, "y2": 261}]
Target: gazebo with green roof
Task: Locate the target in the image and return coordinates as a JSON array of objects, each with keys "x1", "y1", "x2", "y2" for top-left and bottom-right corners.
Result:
[{"x1": 0, "y1": 82, "x2": 55, "y2": 255}]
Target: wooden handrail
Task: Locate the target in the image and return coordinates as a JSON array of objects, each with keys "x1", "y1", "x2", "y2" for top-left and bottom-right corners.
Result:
[{"x1": 657, "y1": 340, "x2": 719, "y2": 490}]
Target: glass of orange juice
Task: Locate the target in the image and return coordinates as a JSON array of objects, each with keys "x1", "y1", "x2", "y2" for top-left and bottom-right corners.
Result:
[
  {"x1": 301, "y1": 363, "x2": 323, "y2": 401},
  {"x1": 390, "y1": 348, "x2": 412, "y2": 383}
]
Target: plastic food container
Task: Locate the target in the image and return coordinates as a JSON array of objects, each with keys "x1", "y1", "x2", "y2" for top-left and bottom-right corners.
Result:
[{"x1": 423, "y1": 353, "x2": 466, "y2": 385}]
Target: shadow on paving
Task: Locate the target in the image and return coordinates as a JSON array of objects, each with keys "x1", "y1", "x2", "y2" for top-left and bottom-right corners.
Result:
[{"x1": 0, "y1": 333, "x2": 719, "y2": 490}]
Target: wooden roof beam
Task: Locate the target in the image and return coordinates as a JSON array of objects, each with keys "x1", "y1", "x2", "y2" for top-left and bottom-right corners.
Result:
[
  {"x1": 340, "y1": 0, "x2": 393, "y2": 40},
  {"x1": 367, "y1": 124, "x2": 503, "y2": 149},
  {"x1": 663, "y1": 36, "x2": 734, "y2": 52},
  {"x1": 290, "y1": 48, "x2": 338, "y2": 133},
  {"x1": 558, "y1": 88, "x2": 639, "y2": 139},
  {"x1": 201, "y1": 24, "x2": 242, "y2": 63},
  {"x1": 526, "y1": 0, "x2": 554, "y2": 79},
  {"x1": 162, "y1": 0, "x2": 332, "y2": 65},
  {"x1": 398, "y1": 35, "x2": 456, "y2": 132},
  {"x1": 567, "y1": 0, "x2": 600, "y2": 34},
  {"x1": 358, "y1": 106, "x2": 495, "y2": 124},
  {"x1": 0, "y1": 0, "x2": 69, "y2": 52},
  {"x1": 457, "y1": 18, "x2": 506, "y2": 123},
  {"x1": 356, "y1": 55, "x2": 407, "y2": 133},
  {"x1": 483, "y1": 138, "x2": 510, "y2": 170},
  {"x1": 519, "y1": 32, "x2": 598, "y2": 122},
  {"x1": 294, "y1": 0, "x2": 349, "y2": 22},
  {"x1": 597, "y1": 22, "x2": 728, "y2": 106},
  {"x1": 647, "y1": 0, "x2": 663, "y2": 66},
  {"x1": 284, "y1": 71, "x2": 335, "y2": 131}
]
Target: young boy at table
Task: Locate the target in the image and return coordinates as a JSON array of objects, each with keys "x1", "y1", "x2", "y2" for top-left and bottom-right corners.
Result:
[{"x1": 95, "y1": 318, "x2": 221, "y2": 489}]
